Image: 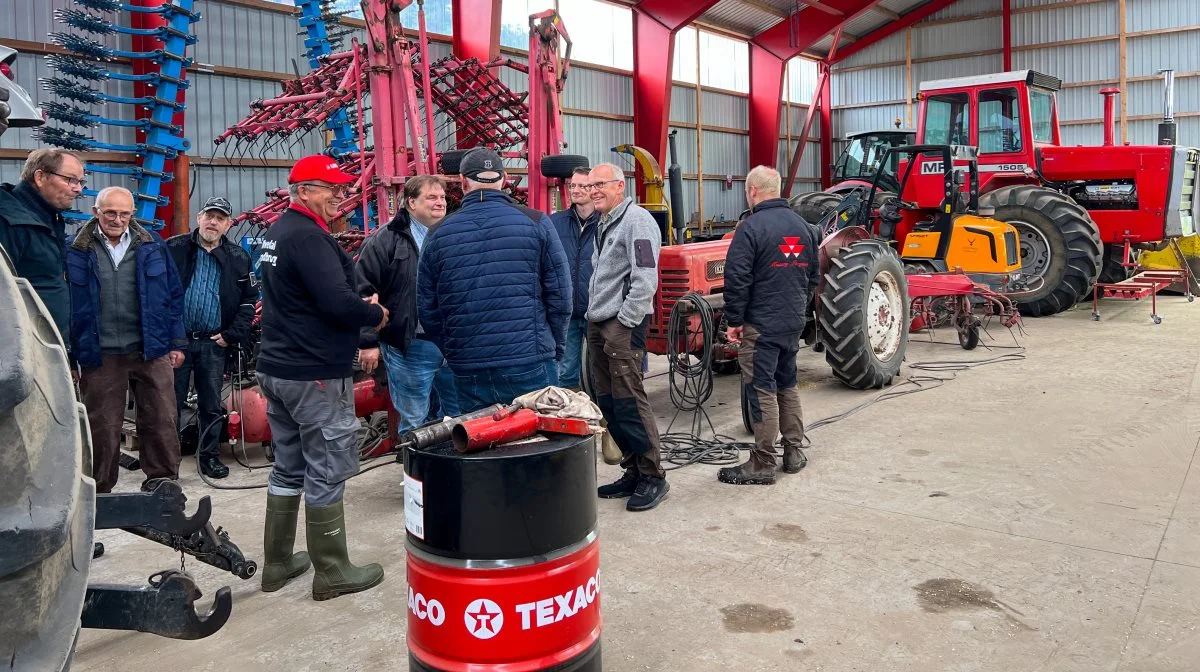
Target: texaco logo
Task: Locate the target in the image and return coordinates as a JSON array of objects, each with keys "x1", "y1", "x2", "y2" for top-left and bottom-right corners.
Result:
[{"x1": 464, "y1": 598, "x2": 504, "y2": 640}]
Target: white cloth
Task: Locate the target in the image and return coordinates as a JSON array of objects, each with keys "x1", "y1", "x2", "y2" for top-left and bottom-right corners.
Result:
[
  {"x1": 513, "y1": 385, "x2": 603, "y2": 426},
  {"x1": 104, "y1": 228, "x2": 132, "y2": 268}
]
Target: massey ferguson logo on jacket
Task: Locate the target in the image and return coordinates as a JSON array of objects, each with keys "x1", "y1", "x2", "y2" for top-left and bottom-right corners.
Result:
[{"x1": 774, "y1": 236, "x2": 810, "y2": 268}]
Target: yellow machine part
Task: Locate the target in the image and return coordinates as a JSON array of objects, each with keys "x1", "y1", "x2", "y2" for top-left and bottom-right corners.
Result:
[
  {"x1": 1139, "y1": 234, "x2": 1200, "y2": 274},
  {"x1": 901, "y1": 214, "x2": 1020, "y2": 274},
  {"x1": 612, "y1": 143, "x2": 678, "y2": 243}
]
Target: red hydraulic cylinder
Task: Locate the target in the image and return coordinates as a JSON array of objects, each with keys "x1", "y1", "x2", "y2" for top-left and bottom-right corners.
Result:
[
  {"x1": 1101, "y1": 87, "x2": 1120, "y2": 146},
  {"x1": 452, "y1": 408, "x2": 538, "y2": 453},
  {"x1": 747, "y1": 43, "x2": 785, "y2": 171}
]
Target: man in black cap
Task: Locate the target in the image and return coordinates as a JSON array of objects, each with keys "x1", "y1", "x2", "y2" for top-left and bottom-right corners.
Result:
[
  {"x1": 417, "y1": 148, "x2": 571, "y2": 411},
  {"x1": 166, "y1": 196, "x2": 257, "y2": 479}
]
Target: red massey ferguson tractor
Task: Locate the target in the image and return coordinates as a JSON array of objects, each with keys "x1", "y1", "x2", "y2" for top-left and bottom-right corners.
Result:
[{"x1": 794, "y1": 69, "x2": 1200, "y2": 317}]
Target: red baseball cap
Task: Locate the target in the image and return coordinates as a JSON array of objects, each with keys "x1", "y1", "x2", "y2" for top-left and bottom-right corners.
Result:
[{"x1": 288, "y1": 154, "x2": 355, "y2": 185}]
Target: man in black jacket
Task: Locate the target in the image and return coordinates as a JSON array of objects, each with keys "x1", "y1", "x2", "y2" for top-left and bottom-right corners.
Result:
[
  {"x1": 356, "y1": 175, "x2": 459, "y2": 432},
  {"x1": 0, "y1": 149, "x2": 84, "y2": 344},
  {"x1": 256, "y1": 154, "x2": 389, "y2": 601},
  {"x1": 718, "y1": 166, "x2": 820, "y2": 486},
  {"x1": 166, "y1": 196, "x2": 256, "y2": 479}
]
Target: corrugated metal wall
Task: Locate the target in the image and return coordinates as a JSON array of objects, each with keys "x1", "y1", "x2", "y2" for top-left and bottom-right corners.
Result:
[
  {"x1": 0, "y1": 0, "x2": 809, "y2": 225},
  {"x1": 833, "y1": 0, "x2": 1199, "y2": 154}
]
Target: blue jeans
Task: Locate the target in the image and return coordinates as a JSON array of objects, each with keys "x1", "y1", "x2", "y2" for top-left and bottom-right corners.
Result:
[
  {"x1": 557, "y1": 318, "x2": 587, "y2": 388},
  {"x1": 173, "y1": 338, "x2": 226, "y2": 460},
  {"x1": 381, "y1": 339, "x2": 460, "y2": 433},
  {"x1": 453, "y1": 360, "x2": 558, "y2": 413}
]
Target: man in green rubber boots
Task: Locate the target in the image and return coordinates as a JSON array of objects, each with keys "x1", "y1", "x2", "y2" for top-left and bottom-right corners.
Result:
[{"x1": 256, "y1": 155, "x2": 390, "y2": 600}]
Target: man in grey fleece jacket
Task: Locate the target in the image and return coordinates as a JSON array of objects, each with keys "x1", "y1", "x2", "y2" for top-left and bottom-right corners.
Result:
[{"x1": 584, "y1": 163, "x2": 669, "y2": 512}]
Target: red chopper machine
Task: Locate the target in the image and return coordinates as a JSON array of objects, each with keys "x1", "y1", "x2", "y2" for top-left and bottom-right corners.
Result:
[{"x1": 215, "y1": 1, "x2": 583, "y2": 456}]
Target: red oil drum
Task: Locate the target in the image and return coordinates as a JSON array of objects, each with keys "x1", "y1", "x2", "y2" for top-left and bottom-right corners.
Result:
[{"x1": 404, "y1": 434, "x2": 600, "y2": 671}]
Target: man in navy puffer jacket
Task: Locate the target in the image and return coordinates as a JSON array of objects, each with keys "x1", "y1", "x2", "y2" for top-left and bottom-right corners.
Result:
[
  {"x1": 548, "y1": 166, "x2": 599, "y2": 389},
  {"x1": 417, "y1": 148, "x2": 572, "y2": 411}
]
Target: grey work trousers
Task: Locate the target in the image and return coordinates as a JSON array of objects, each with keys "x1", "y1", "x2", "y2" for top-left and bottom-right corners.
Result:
[{"x1": 256, "y1": 373, "x2": 361, "y2": 506}]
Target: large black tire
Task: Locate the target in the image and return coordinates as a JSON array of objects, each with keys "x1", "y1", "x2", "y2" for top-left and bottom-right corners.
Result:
[
  {"x1": 980, "y1": 186, "x2": 1102, "y2": 317},
  {"x1": 541, "y1": 154, "x2": 590, "y2": 179},
  {"x1": 1097, "y1": 244, "x2": 1131, "y2": 284},
  {"x1": 789, "y1": 191, "x2": 843, "y2": 228},
  {"x1": 438, "y1": 149, "x2": 470, "y2": 175},
  {"x1": 0, "y1": 249, "x2": 95, "y2": 670},
  {"x1": 818, "y1": 239, "x2": 909, "y2": 390}
]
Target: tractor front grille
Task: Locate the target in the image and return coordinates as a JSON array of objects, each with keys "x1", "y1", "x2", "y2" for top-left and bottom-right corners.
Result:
[{"x1": 1004, "y1": 230, "x2": 1019, "y2": 267}]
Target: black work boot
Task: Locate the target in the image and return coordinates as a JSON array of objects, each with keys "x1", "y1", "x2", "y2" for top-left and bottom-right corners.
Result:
[
  {"x1": 201, "y1": 456, "x2": 229, "y2": 479},
  {"x1": 597, "y1": 468, "x2": 639, "y2": 499},
  {"x1": 718, "y1": 457, "x2": 778, "y2": 485},
  {"x1": 627, "y1": 476, "x2": 669, "y2": 511},
  {"x1": 782, "y1": 444, "x2": 807, "y2": 474}
]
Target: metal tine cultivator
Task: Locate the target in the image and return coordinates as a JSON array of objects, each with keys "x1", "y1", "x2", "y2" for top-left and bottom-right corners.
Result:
[{"x1": 37, "y1": 0, "x2": 199, "y2": 232}]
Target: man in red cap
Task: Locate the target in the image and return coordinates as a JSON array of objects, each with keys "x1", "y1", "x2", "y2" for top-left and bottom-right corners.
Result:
[{"x1": 255, "y1": 154, "x2": 390, "y2": 601}]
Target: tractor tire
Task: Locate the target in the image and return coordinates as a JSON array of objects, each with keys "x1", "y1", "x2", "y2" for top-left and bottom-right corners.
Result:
[
  {"x1": 540, "y1": 154, "x2": 590, "y2": 179},
  {"x1": 789, "y1": 191, "x2": 843, "y2": 228},
  {"x1": 438, "y1": 149, "x2": 470, "y2": 175},
  {"x1": 0, "y1": 249, "x2": 95, "y2": 671},
  {"x1": 980, "y1": 185, "x2": 1102, "y2": 317},
  {"x1": 1097, "y1": 244, "x2": 1131, "y2": 284},
  {"x1": 818, "y1": 239, "x2": 909, "y2": 390}
]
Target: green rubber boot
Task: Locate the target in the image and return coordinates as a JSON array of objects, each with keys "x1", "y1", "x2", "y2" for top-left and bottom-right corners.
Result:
[
  {"x1": 306, "y1": 501, "x2": 385, "y2": 601},
  {"x1": 261, "y1": 494, "x2": 312, "y2": 592}
]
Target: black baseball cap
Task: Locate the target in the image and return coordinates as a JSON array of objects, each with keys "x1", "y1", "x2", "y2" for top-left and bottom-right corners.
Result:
[
  {"x1": 201, "y1": 196, "x2": 232, "y2": 216},
  {"x1": 460, "y1": 148, "x2": 505, "y2": 183}
]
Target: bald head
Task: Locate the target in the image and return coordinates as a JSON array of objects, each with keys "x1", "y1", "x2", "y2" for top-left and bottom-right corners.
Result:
[{"x1": 744, "y1": 166, "x2": 781, "y2": 209}]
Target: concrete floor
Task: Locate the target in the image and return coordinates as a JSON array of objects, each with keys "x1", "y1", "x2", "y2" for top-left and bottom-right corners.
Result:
[{"x1": 76, "y1": 296, "x2": 1200, "y2": 672}]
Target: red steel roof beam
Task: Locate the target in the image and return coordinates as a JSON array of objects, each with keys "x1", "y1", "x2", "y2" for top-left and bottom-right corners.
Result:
[{"x1": 830, "y1": 0, "x2": 959, "y2": 64}]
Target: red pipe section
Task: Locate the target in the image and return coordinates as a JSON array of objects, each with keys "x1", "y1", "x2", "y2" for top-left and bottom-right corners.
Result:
[
  {"x1": 1100, "y1": 87, "x2": 1120, "y2": 146},
  {"x1": 452, "y1": 407, "x2": 538, "y2": 453}
]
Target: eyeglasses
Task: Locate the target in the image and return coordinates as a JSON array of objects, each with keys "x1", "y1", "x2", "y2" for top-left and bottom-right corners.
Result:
[
  {"x1": 581, "y1": 179, "x2": 622, "y2": 191},
  {"x1": 48, "y1": 171, "x2": 87, "y2": 189},
  {"x1": 299, "y1": 182, "x2": 348, "y2": 196},
  {"x1": 99, "y1": 209, "x2": 133, "y2": 220}
]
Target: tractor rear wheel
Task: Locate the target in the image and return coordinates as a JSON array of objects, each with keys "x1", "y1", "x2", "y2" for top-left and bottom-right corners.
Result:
[
  {"x1": 818, "y1": 239, "x2": 909, "y2": 389},
  {"x1": 980, "y1": 185, "x2": 1102, "y2": 317},
  {"x1": 789, "y1": 191, "x2": 843, "y2": 232}
]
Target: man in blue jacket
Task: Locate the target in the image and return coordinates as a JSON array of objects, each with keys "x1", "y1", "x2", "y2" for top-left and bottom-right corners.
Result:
[
  {"x1": 418, "y1": 147, "x2": 572, "y2": 412},
  {"x1": 718, "y1": 166, "x2": 820, "y2": 486},
  {"x1": 67, "y1": 187, "x2": 187, "y2": 494},
  {"x1": 549, "y1": 166, "x2": 599, "y2": 390}
]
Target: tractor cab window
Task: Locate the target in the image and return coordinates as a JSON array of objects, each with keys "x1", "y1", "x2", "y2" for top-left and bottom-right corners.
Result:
[
  {"x1": 1030, "y1": 89, "x2": 1055, "y2": 143},
  {"x1": 923, "y1": 93, "x2": 971, "y2": 147},
  {"x1": 835, "y1": 140, "x2": 866, "y2": 180},
  {"x1": 979, "y1": 88, "x2": 1024, "y2": 153}
]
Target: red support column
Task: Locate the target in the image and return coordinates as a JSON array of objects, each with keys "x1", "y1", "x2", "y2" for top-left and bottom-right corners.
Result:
[
  {"x1": 451, "y1": 0, "x2": 502, "y2": 65},
  {"x1": 747, "y1": 43, "x2": 785, "y2": 170},
  {"x1": 1002, "y1": 0, "x2": 1012, "y2": 71},
  {"x1": 631, "y1": 11, "x2": 675, "y2": 177},
  {"x1": 819, "y1": 61, "x2": 833, "y2": 189}
]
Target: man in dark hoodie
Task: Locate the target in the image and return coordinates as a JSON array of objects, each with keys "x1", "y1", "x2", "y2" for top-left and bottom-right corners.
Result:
[
  {"x1": 549, "y1": 166, "x2": 599, "y2": 390},
  {"x1": 255, "y1": 154, "x2": 389, "y2": 601},
  {"x1": 0, "y1": 149, "x2": 84, "y2": 344},
  {"x1": 356, "y1": 175, "x2": 460, "y2": 433}
]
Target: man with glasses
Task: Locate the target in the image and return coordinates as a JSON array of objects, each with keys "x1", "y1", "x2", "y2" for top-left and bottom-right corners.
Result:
[
  {"x1": 0, "y1": 149, "x2": 85, "y2": 345},
  {"x1": 66, "y1": 186, "x2": 187, "y2": 495},
  {"x1": 255, "y1": 154, "x2": 389, "y2": 601},
  {"x1": 549, "y1": 166, "x2": 599, "y2": 390},
  {"x1": 585, "y1": 163, "x2": 669, "y2": 512},
  {"x1": 166, "y1": 196, "x2": 257, "y2": 479}
]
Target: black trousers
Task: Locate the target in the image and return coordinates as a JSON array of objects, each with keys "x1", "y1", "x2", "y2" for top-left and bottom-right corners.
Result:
[
  {"x1": 587, "y1": 316, "x2": 664, "y2": 479},
  {"x1": 173, "y1": 337, "x2": 227, "y2": 460}
]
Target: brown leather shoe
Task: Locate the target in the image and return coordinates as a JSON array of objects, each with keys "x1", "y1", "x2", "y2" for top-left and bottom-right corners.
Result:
[
  {"x1": 782, "y1": 444, "x2": 807, "y2": 474},
  {"x1": 717, "y1": 458, "x2": 777, "y2": 485}
]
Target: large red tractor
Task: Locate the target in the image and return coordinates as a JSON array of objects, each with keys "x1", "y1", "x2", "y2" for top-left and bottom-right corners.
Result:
[{"x1": 795, "y1": 69, "x2": 1199, "y2": 317}]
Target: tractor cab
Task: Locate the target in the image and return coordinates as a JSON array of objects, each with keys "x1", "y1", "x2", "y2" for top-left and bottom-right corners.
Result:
[
  {"x1": 831, "y1": 129, "x2": 916, "y2": 194},
  {"x1": 916, "y1": 70, "x2": 1063, "y2": 193}
]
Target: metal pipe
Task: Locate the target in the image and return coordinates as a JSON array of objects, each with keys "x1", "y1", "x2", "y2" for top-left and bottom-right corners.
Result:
[
  {"x1": 1100, "y1": 87, "x2": 1120, "y2": 146},
  {"x1": 1161, "y1": 68, "x2": 1175, "y2": 121}
]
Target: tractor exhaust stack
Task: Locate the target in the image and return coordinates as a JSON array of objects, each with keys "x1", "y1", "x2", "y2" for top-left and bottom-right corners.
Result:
[
  {"x1": 1158, "y1": 69, "x2": 1177, "y2": 146},
  {"x1": 1100, "y1": 87, "x2": 1120, "y2": 146}
]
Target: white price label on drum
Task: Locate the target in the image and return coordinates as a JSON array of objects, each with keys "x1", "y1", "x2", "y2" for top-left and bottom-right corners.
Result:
[{"x1": 404, "y1": 473, "x2": 425, "y2": 539}]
